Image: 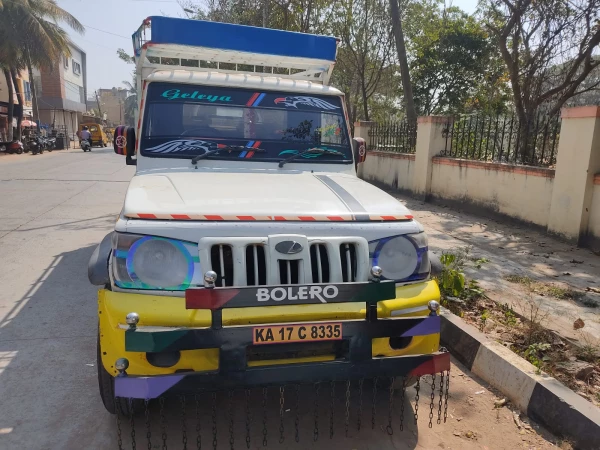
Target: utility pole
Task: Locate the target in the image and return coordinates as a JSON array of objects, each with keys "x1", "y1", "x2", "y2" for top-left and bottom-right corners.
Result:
[
  {"x1": 95, "y1": 90, "x2": 103, "y2": 119},
  {"x1": 262, "y1": 0, "x2": 267, "y2": 27}
]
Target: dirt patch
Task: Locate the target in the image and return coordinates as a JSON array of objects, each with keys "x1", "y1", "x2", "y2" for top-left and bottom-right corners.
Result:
[
  {"x1": 437, "y1": 249, "x2": 600, "y2": 407},
  {"x1": 503, "y1": 274, "x2": 585, "y2": 302}
]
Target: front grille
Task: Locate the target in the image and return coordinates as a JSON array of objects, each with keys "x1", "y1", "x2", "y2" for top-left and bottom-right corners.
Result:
[
  {"x1": 278, "y1": 260, "x2": 301, "y2": 285},
  {"x1": 340, "y1": 243, "x2": 358, "y2": 282},
  {"x1": 245, "y1": 244, "x2": 267, "y2": 286},
  {"x1": 210, "y1": 244, "x2": 234, "y2": 287},
  {"x1": 310, "y1": 244, "x2": 330, "y2": 283},
  {"x1": 201, "y1": 236, "x2": 367, "y2": 287}
]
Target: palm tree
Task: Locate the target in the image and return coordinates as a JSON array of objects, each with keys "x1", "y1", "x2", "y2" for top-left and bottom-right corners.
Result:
[{"x1": 0, "y1": 0, "x2": 84, "y2": 133}]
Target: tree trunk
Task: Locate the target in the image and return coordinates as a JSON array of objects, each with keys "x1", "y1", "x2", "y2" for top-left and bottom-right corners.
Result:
[
  {"x1": 361, "y1": 78, "x2": 370, "y2": 121},
  {"x1": 11, "y1": 68, "x2": 23, "y2": 141},
  {"x1": 25, "y1": 47, "x2": 40, "y2": 132},
  {"x1": 3, "y1": 69, "x2": 14, "y2": 141},
  {"x1": 389, "y1": 0, "x2": 416, "y2": 123}
]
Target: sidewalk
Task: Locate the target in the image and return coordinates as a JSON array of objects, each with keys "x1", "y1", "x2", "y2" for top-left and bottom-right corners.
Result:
[{"x1": 391, "y1": 191, "x2": 600, "y2": 343}]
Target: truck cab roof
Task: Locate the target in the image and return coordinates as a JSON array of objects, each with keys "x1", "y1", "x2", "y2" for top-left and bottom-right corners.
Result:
[
  {"x1": 134, "y1": 17, "x2": 339, "y2": 85},
  {"x1": 145, "y1": 70, "x2": 344, "y2": 97}
]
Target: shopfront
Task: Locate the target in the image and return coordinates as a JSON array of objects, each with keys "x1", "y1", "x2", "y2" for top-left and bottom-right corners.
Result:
[{"x1": 0, "y1": 102, "x2": 23, "y2": 142}]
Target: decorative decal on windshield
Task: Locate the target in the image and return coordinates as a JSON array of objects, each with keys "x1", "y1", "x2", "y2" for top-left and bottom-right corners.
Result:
[
  {"x1": 145, "y1": 139, "x2": 217, "y2": 154},
  {"x1": 278, "y1": 148, "x2": 340, "y2": 159},
  {"x1": 246, "y1": 92, "x2": 266, "y2": 107},
  {"x1": 239, "y1": 141, "x2": 262, "y2": 158},
  {"x1": 161, "y1": 89, "x2": 232, "y2": 102},
  {"x1": 274, "y1": 96, "x2": 340, "y2": 110}
]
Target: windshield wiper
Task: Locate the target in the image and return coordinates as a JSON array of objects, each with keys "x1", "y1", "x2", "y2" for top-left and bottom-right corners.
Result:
[
  {"x1": 191, "y1": 145, "x2": 265, "y2": 164},
  {"x1": 278, "y1": 147, "x2": 345, "y2": 168}
]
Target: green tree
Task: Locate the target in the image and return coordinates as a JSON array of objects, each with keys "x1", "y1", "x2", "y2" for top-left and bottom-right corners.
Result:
[
  {"x1": 0, "y1": 0, "x2": 84, "y2": 135},
  {"x1": 117, "y1": 48, "x2": 138, "y2": 127},
  {"x1": 481, "y1": 0, "x2": 600, "y2": 161},
  {"x1": 404, "y1": 1, "x2": 509, "y2": 115}
]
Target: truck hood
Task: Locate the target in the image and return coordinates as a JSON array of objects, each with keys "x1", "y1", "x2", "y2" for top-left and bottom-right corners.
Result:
[{"x1": 123, "y1": 171, "x2": 412, "y2": 222}]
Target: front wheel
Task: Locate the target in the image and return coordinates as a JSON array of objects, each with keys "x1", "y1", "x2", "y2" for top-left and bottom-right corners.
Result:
[
  {"x1": 97, "y1": 337, "x2": 141, "y2": 415},
  {"x1": 16, "y1": 148, "x2": 23, "y2": 155}
]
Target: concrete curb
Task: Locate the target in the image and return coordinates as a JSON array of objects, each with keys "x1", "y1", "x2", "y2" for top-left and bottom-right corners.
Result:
[{"x1": 440, "y1": 309, "x2": 600, "y2": 449}]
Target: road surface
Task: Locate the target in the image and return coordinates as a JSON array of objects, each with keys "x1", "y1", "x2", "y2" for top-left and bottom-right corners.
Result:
[{"x1": 0, "y1": 149, "x2": 560, "y2": 449}]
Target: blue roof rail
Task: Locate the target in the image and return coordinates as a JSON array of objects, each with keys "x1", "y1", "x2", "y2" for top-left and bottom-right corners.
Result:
[{"x1": 132, "y1": 17, "x2": 339, "y2": 85}]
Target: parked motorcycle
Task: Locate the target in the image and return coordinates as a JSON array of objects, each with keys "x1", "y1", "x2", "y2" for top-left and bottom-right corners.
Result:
[
  {"x1": 27, "y1": 137, "x2": 44, "y2": 155},
  {"x1": 6, "y1": 141, "x2": 24, "y2": 154},
  {"x1": 81, "y1": 139, "x2": 91, "y2": 152},
  {"x1": 45, "y1": 137, "x2": 56, "y2": 151}
]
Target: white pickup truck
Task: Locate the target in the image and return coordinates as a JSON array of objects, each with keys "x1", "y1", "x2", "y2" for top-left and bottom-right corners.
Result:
[{"x1": 88, "y1": 17, "x2": 449, "y2": 432}]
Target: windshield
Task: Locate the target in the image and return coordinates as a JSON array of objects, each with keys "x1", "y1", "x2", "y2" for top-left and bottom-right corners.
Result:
[{"x1": 141, "y1": 82, "x2": 352, "y2": 164}]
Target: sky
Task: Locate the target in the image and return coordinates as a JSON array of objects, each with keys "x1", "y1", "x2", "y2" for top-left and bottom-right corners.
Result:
[{"x1": 56, "y1": 0, "x2": 479, "y2": 98}]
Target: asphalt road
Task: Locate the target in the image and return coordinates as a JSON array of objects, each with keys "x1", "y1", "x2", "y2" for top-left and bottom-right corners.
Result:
[{"x1": 0, "y1": 148, "x2": 559, "y2": 449}]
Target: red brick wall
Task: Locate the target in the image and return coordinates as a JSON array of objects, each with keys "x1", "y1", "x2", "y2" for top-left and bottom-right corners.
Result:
[{"x1": 40, "y1": 62, "x2": 65, "y2": 99}]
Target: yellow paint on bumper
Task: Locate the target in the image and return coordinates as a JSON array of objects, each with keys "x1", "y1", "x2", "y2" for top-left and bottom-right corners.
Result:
[{"x1": 98, "y1": 280, "x2": 441, "y2": 376}]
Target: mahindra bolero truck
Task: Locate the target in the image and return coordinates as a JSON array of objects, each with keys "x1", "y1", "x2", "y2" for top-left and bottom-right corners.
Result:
[{"x1": 88, "y1": 17, "x2": 450, "y2": 430}]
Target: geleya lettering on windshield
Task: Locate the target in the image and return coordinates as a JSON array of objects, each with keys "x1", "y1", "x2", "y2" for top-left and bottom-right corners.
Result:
[
  {"x1": 161, "y1": 89, "x2": 232, "y2": 102},
  {"x1": 256, "y1": 285, "x2": 339, "y2": 303}
]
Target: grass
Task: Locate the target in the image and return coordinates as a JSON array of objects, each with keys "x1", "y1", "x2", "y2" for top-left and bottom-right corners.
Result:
[{"x1": 504, "y1": 274, "x2": 584, "y2": 301}]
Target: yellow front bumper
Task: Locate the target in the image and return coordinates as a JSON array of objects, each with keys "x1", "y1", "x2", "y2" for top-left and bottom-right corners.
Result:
[{"x1": 98, "y1": 280, "x2": 441, "y2": 377}]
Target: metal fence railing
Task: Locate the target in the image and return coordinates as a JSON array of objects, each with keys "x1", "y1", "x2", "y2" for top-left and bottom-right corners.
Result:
[
  {"x1": 441, "y1": 113, "x2": 561, "y2": 167},
  {"x1": 368, "y1": 120, "x2": 417, "y2": 153}
]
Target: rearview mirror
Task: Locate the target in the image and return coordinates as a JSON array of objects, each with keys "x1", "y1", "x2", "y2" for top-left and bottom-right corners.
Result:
[
  {"x1": 352, "y1": 137, "x2": 367, "y2": 170},
  {"x1": 113, "y1": 126, "x2": 137, "y2": 166}
]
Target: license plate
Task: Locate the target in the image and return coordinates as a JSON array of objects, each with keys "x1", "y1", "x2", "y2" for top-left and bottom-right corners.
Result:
[{"x1": 252, "y1": 322, "x2": 342, "y2": 345}]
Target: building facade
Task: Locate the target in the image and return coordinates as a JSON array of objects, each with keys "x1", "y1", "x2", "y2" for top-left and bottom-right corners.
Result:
[
  {"x1": 86, "y1": 88, "x2": 128, "y2": 127},
  {"x1": 32, "y1": 42, "x2": 87, "y2": 141},
  {"x1": 0, "y1": 70, "x2": 33, "y2": 141}
]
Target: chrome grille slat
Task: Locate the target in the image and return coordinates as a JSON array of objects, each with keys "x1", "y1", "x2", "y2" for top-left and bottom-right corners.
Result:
[
  {"x1": 316, "y1": 245, "x2": 323, "y2": 282},
  {"x1": 219, "y1": 245, "x2": 226, "y2": 287},
  {"x1": 253, "y1": 245, "x2": 259, "y2": 285}
]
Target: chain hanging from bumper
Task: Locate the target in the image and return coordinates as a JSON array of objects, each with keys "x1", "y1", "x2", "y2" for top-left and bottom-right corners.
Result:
[
  {"x1": 129, "y1": 398, "x2": 137, "y2": 450},
  {"x1": 329, "y1": 381, "x2": 335, "y2": 439},
  {"x1": 211, "y1": 392, "x2": 218, "y2": 450},
  {"x1": 399, "y1": 377, "x2": 406, "y2": 432},
  {"x1": 145, "y1": 399, "x2": 151, "y2": 450},
  {"x1": 195, "y1": 394, "x2": 202, "y2": 450},
  {"x1": 113, "y1": 366, "x2": 452, "y2": 448},
  {"x1": 228, "y1": 390, "x2": 235, "y2": 450},
  {"x1": 386, "y1": 377, "x2": 395, "y2": 435},
  {"x1": 428, "y1": 375, "x2": 436, "y2": 429},
  {"x1": 414, "y1": 377, "x2": 421, "y2": 425},
  {"x1": 371, "y1": 377, "x2": 378, "y2": 430},
  {"x1": 245, "y1": 389, "x2": 251, "y2": 449},
  {"x1": 116, "y1": 407, "x2": 123, "y2": 450},
  {"x1": 313, "y1": 382, "x2": 320, "y2": 442},
  {"x1": 278, "y1": 386, "x2": 285, "y2": 444},
  {"x1": 159, "y1": 397, "x2": 167, "y2": 450},
  {"x1": 294, "y1": 384, "x2": 300, "y2": 443},
  {"x1": 181, "y1": 395, "x2": 188, "y2": 450},
  {"x1": 356, "y1": 378, "x2": 364, "y2": 432},
  {"x1": 261, "y1": 387, "x2": 268, "y2": 447}
]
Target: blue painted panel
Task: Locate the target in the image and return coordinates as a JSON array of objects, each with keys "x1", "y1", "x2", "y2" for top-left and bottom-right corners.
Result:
[{"x1": 146, "y1": 16, "x2": 337, "y2": 62}]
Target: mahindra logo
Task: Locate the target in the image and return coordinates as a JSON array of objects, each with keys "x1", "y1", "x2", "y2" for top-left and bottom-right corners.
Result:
[
  {"x1": 275, "y1": 241, "x2": 303, "y2": 255},
  {"x1": 257, "y1": 285, "x2": 339, "y2": 303}
]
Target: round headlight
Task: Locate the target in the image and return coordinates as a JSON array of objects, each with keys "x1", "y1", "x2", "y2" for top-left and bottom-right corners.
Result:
[
  {"x1": 375, "y1": 236, "x2": 418, "y2": 281},
  {"x1": 128, "y1": 237, "x2": 193, "y2": 289}
]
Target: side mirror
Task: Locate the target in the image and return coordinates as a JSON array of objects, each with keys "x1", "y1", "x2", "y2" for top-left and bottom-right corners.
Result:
[
  {"x1": 113, "y1": 126, "x2": 137, "y2": 166},
  {"x1": 352, "y1": 137, "x2": 367, "y2": 170}
]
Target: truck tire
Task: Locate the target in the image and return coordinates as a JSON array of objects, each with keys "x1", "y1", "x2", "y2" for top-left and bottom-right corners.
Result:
[{"x1": 97, "y1": 336, "x2": 142, "y2": 415}]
